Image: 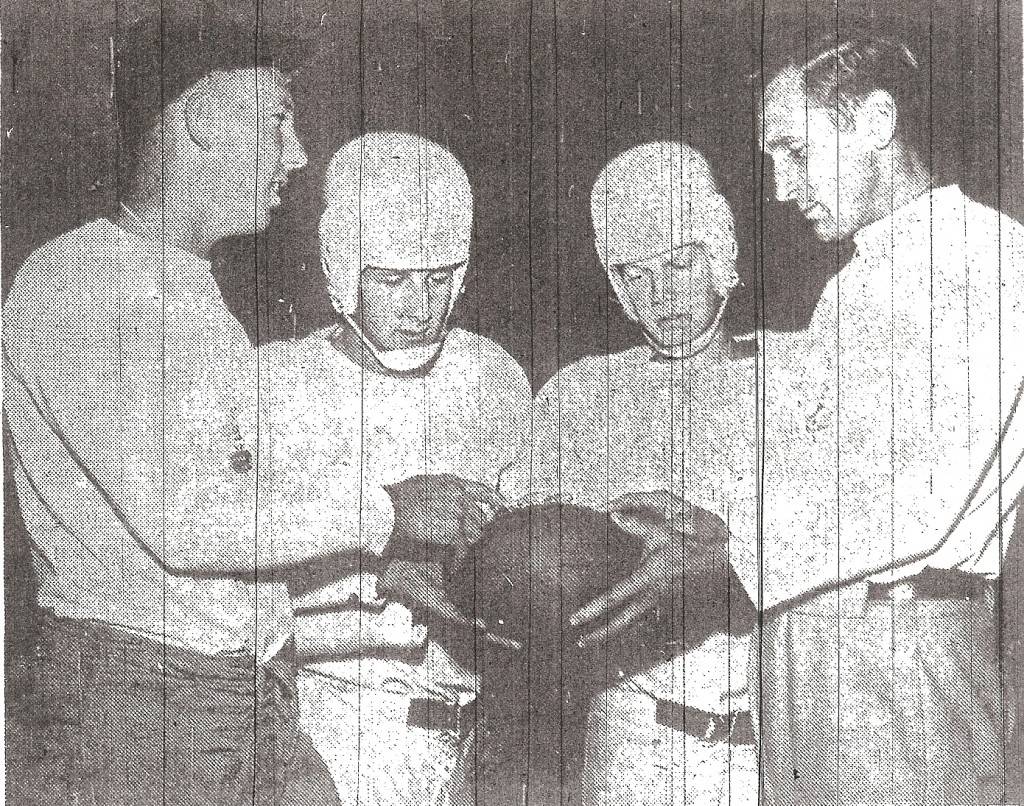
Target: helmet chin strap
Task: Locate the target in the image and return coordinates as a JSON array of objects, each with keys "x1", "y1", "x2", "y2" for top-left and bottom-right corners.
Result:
[
  {"x1": 643, "y1": 297, "x2": 728, "y2": 361},
  {"x1": 342, "y1": 314, "x2": 446, "y2": 373}
]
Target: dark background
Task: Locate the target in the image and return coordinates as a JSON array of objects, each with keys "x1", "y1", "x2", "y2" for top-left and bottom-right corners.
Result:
[
  {"x1": 3, "y1": 0, "x2": 1021, "y2": 391},
  {"x1": 3, "y1": 1, "x2": 1023, "y2": 789}
]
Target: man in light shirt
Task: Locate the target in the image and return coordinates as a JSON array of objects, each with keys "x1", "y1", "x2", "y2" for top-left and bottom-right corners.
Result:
[
  {"x1": 572, "y1": 39, "x2": 1024, "y2": 804},
  {"x1": 2, "y1": 21, "x2": 489, "y2": 806},
  {"x1": 259, "y1": 131, "x2": 531, "y2": 805},
  {"x1": 501, "y1": 141, "x2": 758, "y2": 806}
]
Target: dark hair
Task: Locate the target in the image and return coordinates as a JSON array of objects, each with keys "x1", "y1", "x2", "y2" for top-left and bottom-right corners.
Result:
[
  {"x1": 778, "y1": 37, "x2": 929, "y2": 157},
  {"x1": 114, "y1": 12, "x2": 312, "y2": 180}
]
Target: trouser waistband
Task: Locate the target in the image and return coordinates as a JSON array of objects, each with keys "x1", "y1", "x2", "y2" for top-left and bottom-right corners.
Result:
[
  {"x1": 655, "y1": 699, "x2": 755, "y2": 745},
  {"x1": 407, "y1": 697, "x2": 477, "y2": 739},
  {"x1": 18, "y1": 612, "x2": 312, "y2": 805},
  {"x1": 38, "y1": 612, "x2": 298, "y2": 702},
  {"x1": 299, "y1": 671, "x2": 476, "y2": 738}
]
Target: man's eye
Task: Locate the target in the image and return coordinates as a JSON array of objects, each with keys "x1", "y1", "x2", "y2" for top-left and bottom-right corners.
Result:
[
  {"x1": 788, "y1": 144, "x2": 806, "y2": 160},
  {"x1": 380, "y1": 273, "x2": 404, "y2": 286},
  {"x1": 428, "y1": 272, "x2": 453, "y2": 286},
  {"x1": 620, "y1": 267, "x2": 644, "y2": 282}
]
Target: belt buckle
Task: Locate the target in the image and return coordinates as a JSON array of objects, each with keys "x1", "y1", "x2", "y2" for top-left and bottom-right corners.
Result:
[
  {"x1": 655, "y1": 699, "x2": 730, "y2": 743},
  {"x1": 867, "y1": 580, "x2": 915, "y2": 602},
  {"x1": 456, "y1": 700, "x2": 477, "y2": 739},
  {"x1": 408, "y1": 698, "x2": 472, "y2": 736}
]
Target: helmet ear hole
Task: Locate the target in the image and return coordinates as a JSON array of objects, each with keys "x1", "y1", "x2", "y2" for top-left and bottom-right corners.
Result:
[{"x1": 605, "y1": 270, "x2": 639, "y2": 323}]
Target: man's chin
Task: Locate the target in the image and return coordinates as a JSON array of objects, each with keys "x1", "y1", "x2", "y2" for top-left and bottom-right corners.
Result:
[
  {"x1": 653, "y1": 322, "x2": 692, "y2": 347},
  {"x1": 645, "y1": 329, "x2": 686, "y2": 354},
  {"x1": 810, "y1": 217, "x2": 843, "y2": 243},
  {"x1": 391, "y1": 336, "x2": 442, "y2": 351},
  {"x1": 248, "y1": 212, "x2": 271, "y2": 236}
]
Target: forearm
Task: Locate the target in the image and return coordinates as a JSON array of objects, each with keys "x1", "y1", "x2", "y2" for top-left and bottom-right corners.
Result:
[
  {"x1": 115, "y1": 455, "x2": 393, "y2": 573},
  {"x1": 739, "y1": 323, "x2": 1024, "y2": 609},
  {"x1": 4, "y1": 337, "x2": 395, "y2": 575},
  {"x1": 733, "y1": 450, "x2": 985, "y2": 611},
  {"x1": 726, "y1": 407, "x2": 947, "y2": 608}
]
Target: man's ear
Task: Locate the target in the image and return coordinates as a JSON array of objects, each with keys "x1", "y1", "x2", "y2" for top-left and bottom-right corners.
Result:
[
  {"x1": 183, "y1": 77, "x2": 217, "y2": 152},
  {"x1": 855, "y1": 89, "x2": 898, "y2": 150}
]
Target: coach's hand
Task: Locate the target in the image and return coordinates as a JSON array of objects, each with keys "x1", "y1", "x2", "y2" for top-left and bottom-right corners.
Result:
[{"x1": 570, "y1": 491, "x2": 729, "y2": 647}]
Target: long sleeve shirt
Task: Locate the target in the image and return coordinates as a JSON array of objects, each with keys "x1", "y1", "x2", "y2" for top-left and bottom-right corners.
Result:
[
  {"x1": 500, "y1": 344, "x2": 754, "y2": 520},
  {"x1": 265, "y1": 326, "x2": 531, "y2": 699},
  {"x1": 731, "y1": 186, "x2": 1024, "y2": 611},
  {"x1": 3, "y1": 219, "x2": 394, "y2": 656}
]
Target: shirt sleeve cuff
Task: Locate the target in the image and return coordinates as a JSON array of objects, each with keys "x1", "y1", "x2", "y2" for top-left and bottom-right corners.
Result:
[{"x1": 360, "y1": 485, "x2": 396, "y2": 556}]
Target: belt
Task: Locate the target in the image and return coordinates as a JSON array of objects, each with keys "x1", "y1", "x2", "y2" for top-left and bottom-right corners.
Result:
[
  {"x1": 866, "y1": 568, "x2": 992, "y2": 602},
  {"x1": 655, "y1": 699, "x2": 754, "y2": 745},
  {"x1": 407, "y1": 697, "x2": 476, "y2": 739}
]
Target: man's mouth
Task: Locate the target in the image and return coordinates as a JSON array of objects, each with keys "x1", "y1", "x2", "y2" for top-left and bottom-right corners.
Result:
[{"x1": 268, "y1": 177, "x2": 288, "y2": 203}]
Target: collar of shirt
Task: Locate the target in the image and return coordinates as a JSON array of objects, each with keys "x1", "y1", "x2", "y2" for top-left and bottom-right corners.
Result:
[
  {"x1": 108, "y1": 218, "x2": 220, "y2": 311},
  {"x1": 851, "y1": 184, "x2": 964, "y2": 263},
  {"x1": 813, "y1": 184, "x2": 966, "y2": 329}
]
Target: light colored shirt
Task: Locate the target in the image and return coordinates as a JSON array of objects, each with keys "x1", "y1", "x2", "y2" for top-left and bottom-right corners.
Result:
[
  {"x1": 266, "y1": 326, "x2": 531, "y2": 699},
  {"x1": 3, "y1": 219, "x2": 393, "y2": 657},
  {"x1": 501, "y1": 344, "x2": 754, "y2": 518},
  {"x1": 500, "y1": 342, "x2": 754, "y2": 712},
  {"x1": 734, "y1": 186, "x2": 1024, "y2": 610}
]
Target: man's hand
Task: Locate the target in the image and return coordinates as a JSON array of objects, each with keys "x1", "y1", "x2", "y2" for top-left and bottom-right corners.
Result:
[
  {"x1": 377, "y1": 559, "x2": 522, "y2": 651},
  {"x1": 386, "y1": 474, "x2": 507, "y2": 562},
  {"x1": 607, "y1": 491, "x2": 699, "y2": 553},
  {"x1": 295, "y1": 603, "x2": 428, "y2": 661},
  {"x1": 570, "y1": 491, "x2": 729, "y2": 647}
]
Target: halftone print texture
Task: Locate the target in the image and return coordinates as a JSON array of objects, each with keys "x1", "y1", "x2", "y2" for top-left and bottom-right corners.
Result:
[{"x1": 3, "y1": 2, "x2": 1022, "y2": 805}]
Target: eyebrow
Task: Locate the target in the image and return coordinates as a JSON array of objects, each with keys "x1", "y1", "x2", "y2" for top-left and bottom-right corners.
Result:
[
  {"x1": 612, "y1": 243, "x2": 703, "y2": 270},
  {"x1": 364, "y1": 263, "x2": 462, "y2": 274},
  {"x1": 766, "y1": 135, "x2": 801, "y2": 150}
]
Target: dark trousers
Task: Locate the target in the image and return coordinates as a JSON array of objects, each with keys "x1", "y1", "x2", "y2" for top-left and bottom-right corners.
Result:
[
  {"x1": 5, "y1": 613, "x2": 340, "y2": 806},
  {"x1": 752, "y1": 582, "x2": 1006, "y2": 805},
  {"x1": 1000, "y1": 509, "x2": 1024, "y2": 805}
]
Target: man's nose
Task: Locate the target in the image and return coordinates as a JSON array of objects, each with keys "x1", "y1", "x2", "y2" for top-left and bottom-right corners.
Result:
[
  {"x1": 397, "y1": 276, "x2": 430, "y2": 322},
  {"x1": 650, "y1": 269, "x2": 686, "y2": 308},
  {"x1": 283, "y1": 125, "x2": 308, "y2": 173},
  {"x1": 772, "y1": 160, "x2": 799, "y2": 203}
]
